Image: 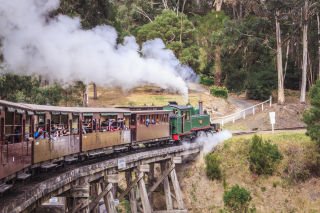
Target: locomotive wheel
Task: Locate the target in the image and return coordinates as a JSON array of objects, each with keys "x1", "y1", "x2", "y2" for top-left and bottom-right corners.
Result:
[{"x1": 196, "y1": 131, "x2": 207, "y2": 138}]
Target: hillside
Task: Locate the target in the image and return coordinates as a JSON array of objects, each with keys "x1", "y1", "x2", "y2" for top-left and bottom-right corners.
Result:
[
  {"x1": 178, "y1": 132, "x2": 320, "y2": 212},
  {"x1": 87, "y1": 84, "x2": 234, "y2": 116},
  {"x1": 224, "y1": 90, "x2": 308, "y2": 131}
]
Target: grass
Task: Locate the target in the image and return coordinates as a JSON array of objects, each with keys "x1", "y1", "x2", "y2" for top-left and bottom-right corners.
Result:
[{"x1": 182, "y1": 132, "x2": 320, "y2": 212}]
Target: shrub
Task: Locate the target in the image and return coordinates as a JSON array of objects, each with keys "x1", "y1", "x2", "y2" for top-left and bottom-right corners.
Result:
[
  {"x1": 304, "y1": 80, "x2": 320, "y2": 145},
  {"x1": 200, "y1": 75, "x2": 214, "y2": 86},
  {"x1": 210, "y1": 86, "x2": 228, "y2": 99},
  {"x1": 223, "y1": 185, "x2": 252, "y2": 213},
  {"x1": 249, "y1": 135, "x2": 283, "y2": 175},
  {"x1": 205, "y1": 153, "x2": 222, "y2": 180}
]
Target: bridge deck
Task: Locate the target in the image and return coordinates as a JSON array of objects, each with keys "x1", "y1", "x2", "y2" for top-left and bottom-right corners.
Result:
[{"x1": 0, "y1": 142, "x2": 202, "y2": 213}]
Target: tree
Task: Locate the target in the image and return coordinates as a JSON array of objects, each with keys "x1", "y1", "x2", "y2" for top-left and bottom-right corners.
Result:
[
  {"x1": 213, "y1": 0, "x2": 224, "y2": 86},
  {"x1": 196, "y1": 12, "x2": 229, "y2": 78},
  {"x1": 317, "y1": 13, "x2": 320, "y2": 79},
  {"x1": 300, "y1": 0, "x2": 309, "y2": 103},
  {"x1": 276, "y1": 10, "x2": 285, "y2": 104},
  {"x1": 304, "y1": 80, "x2": 320, "y2": 144},
  {"x1": 136, "y1": 10, "x2": 200, "y2": 71}
]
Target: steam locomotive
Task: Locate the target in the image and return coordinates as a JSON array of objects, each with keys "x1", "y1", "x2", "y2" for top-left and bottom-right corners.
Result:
[{"x1": 0, "y1": 99, "x2": 216, "y2": 191}]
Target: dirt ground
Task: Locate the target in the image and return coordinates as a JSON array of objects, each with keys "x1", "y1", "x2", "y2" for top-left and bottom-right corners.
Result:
[
  {"x1": 87, "y1": 84, "x2": 234, "y2": 116},
  {"x1": 177, "y1": 133, "x2": 320, "y2": 213},
  {"x1": 224, "y1": 103, "x2": 307, "y2": 131}
]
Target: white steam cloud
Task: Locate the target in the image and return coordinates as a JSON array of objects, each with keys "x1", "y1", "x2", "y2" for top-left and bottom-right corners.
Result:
[
  {"x1": 0, "y1": 0, "x2": 197, "y2": 96},
  {"x1": 195, "y1": 130, "x2": 232, "y2": 154}
]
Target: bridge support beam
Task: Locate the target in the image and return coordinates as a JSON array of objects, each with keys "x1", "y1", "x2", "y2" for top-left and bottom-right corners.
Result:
[
  {"x1": 125, "y1": 169, "x2": 138, "y2": 213},
  {"x1": 137, "y1": 165, "x2": 152, "y2": 213},
  {"x1": 65, "y1": 178, "x2": 90, "y2": 213}
]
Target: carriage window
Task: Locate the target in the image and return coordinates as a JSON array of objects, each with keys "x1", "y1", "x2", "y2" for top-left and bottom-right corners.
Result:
[
  {"x1": 100, "y1": 115, "x2": 120, "y2": 131},
  {"x1": 124, "y1": 115, "x2": 130, "y2": 129},
  {"x1": 150, "y1": 115, "x2": 156, "y2": 125},
  {"x1": 83, "y1": 116, "x2": 93, "y2": 133},
  {"x1": 5, "y1": 110, "x2": 23, "y2": 144},
  {"x1": 25, "y1": 115, "x2": 32, "y2": 139},
  {"x1": 51, "y1": 114, "x2": 69, "y2": 137},
  {"x1": 0, "y1": 118, "x2": 4, "y2": 144},
  {"x1": 34, "y1": 114, "x2": 46, "y2": 140},
  {"x1": 139, "y1": 115, "x2": 145, "y2": 125},
  {"x1": 164, "y1": 114, "x2": 168, "y2": 122},
  {"x1": 72, "y1": 116, "x2": 79, "y2": 134},
  {"x1": 186, "y1": 111, "x2": 190, "y2": 121}
]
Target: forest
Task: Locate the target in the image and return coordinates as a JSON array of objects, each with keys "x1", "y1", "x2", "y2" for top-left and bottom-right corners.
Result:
[{"x1": 0, "y1": 0, "x2": 320, "y2": 104}]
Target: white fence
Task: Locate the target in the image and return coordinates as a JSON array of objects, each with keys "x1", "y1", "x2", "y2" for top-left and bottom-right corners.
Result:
[{"x1": 211, "y1": 96, "x2": 272, "y2": 126}]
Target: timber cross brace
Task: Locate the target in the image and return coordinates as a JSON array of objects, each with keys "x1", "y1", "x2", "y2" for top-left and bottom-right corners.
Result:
[
  {"x1": 64, "y1": 157, "x2": 186, "y2": 213},
  {"x1": 0, "y1": 143, "x2": 201, "y2": 213}
]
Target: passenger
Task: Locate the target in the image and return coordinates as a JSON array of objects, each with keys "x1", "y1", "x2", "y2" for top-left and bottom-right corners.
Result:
[
  {"x1": 146, "y1": 118, "x2": 150, "y2": 127},
  {"x1": 151, "y1": 118, "x2": 155, "y2": 125},
  {"x1": 108, "y1": 119, "x2": 113, "y2": 131},
  {"x1": 62, "y1": 128, "x2": 69, "y2": 136},
  {"x1": 34, "y1": 127, "x2": 43, "y2": 139}
]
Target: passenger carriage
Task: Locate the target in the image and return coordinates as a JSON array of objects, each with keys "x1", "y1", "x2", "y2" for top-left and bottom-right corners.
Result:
[
  {"x1": 75, "y1": 107, "x2": 131, "y2": 155},
  {"x1": 0, "y1": 100, "x2": 33, "y2": 181},
  {"x1": 130, "y1": 110, "x2": 171, "y2": 144},
  {"x1": 0, "y1": 100, "x2": 173, "y2": 185}
]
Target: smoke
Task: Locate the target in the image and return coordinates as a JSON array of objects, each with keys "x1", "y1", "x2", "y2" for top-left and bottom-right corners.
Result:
[
  {"x1": 195, "y1": 130, "x2": 232, "y2": 154},
  {"x1": 0, "y1": 0, "x2": 197, "y2": 96}
]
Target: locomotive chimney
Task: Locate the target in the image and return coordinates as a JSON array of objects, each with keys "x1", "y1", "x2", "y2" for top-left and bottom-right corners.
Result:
[{"x1": 199, "y1": 100, "x2": 203, "y2": 115}]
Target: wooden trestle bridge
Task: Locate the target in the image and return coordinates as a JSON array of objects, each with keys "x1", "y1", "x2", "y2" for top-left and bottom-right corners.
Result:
[{"x1": 0, "y1": 143, "x2": 202, "y2": 213}]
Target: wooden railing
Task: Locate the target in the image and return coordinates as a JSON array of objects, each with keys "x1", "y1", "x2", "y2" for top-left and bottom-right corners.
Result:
[{"x1": 211, "y1": 96, "x2": 272, "y2": 126}]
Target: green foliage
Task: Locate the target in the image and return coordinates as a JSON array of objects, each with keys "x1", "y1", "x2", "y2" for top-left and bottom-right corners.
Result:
[
  {"x1": 136, "y1": 10, "x2": 200, "y2": 71},
  {"x1": 196, "y1": 12, "x2": 229, "y2": 74},
  {"x1": 249, "y1": 135, "x2": 283, "y2": 175},
  {"x1": 304, "y1": 80, "x2": 320, "y2": 144},
  {"x1": 223, "y1": 185, "x2": 252, "y2": 213},
  {"x1": 205, "y1": 153, "x2": 222, "y2": 180},
  {"x1": 210, "y1": 86, "x2": 228, "y2": 99},
  {"x1": 200, "y1": 75, "x2": 214, "y2": 86},
  {"x1": 57, "y1": 0, "x2": 117, "y2": 29},
  {"x1": 0, "y1": 73, "x2": 85, "y2": 106},
  {"x1": 221, "y1": 16, "x2": 276, "y2": 100},
  {"x1": 246, "y1": 66, "x2": 276, "y2": 100}
]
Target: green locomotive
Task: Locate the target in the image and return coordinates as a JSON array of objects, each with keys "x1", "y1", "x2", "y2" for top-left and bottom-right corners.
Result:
[{"x1": 164, "y1": 101, "x2": 217, "y2": 141}]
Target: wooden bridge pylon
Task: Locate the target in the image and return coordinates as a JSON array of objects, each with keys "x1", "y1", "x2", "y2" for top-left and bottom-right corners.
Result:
[{"x1": 63, "y1": 157, "x2": 186, "y2": 213}]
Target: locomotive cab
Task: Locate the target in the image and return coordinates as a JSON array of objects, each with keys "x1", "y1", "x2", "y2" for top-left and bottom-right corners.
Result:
[{"x1": 164, "y1": 102, "x2": 212, "y2": 141}]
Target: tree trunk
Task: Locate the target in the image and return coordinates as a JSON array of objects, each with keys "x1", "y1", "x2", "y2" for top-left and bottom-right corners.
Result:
[
  {"x1": 317, "y1": 13, "x2": 320, "y2": 79},
  {"x1": 300, "y1": 0, "x2": 308, "y2": 103},
  {"x1": 93, "y1": 83, "x2": 97, "y2": 100},
  {"x1": 83, "y1": 85, "x2": 88, "y2": 107},
  {"x1": 214, "y1": 0, "x2": 223, "y2": 11},
  {"x1": 276, "y1": 11, "x2": 285, "y2": 104},
  {"x1": 214, "y1": 46, "x2": 222, "y2": 86},
  {"x1": 213, "y1": 0, "x2": 223, "y2": 86}
]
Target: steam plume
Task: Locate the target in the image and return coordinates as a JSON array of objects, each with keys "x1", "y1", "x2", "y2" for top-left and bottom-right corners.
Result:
[
  {"x1": 195, "y1": 130, "x2": 232, "y2": 154},
  {"x1": 0, "y1": 0, "x2": 197, "y2": 96}
]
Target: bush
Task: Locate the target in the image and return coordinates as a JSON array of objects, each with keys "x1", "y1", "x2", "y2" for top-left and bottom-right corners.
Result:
[
  {"x1": 223, "y1": 185, "x2": 252, "y2": 213},
  {"x1": 200, "y1": 75, "x2": 214, "y2": 86},
  {"x1": 210, "y1": 86, "x2": 228, "y2": 99},
  {"x1": 205, "y1": 153, "x2": 222, "y2": 180},
  {"x1": 249, "y1": 135, "x2": 283, "y2": 175},
  {"x1": 304, "y1": 80, "x2": 320, "y2": 144}
]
